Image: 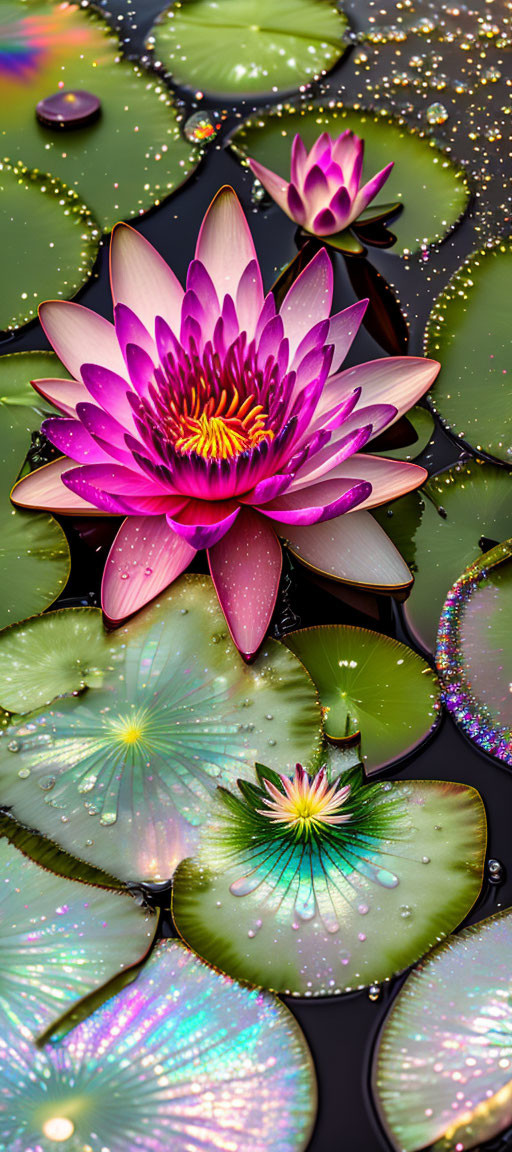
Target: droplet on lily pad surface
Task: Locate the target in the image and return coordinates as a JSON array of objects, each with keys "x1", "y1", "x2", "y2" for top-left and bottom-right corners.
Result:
[
  {"x1": 0, "y1": 158, "x2": 99, "y2": 331},
  {"x1": 426, "y1": 244, "x2": 512, "y2": 465},
  {"x1": 374, "y1": 459, "x2": 512, "y2": 652},
  {"x1": 0, "y1": 608, "x2": 122, "y2": 714},
  {"x1": 172, "y1": 749, "x2": 485, "y2": 996},
  {"x1": 0, "y1": 940, "x2": 316, "y2": 1152},
  {"x1": 373, "y1": 908, "x2": 512, "y2": 1152},
  {"x1": 285, "y1": 626, "x2": 440, "y2": 773},
  {"x1": 0, "y1": 576, "x2": 322, "y2": 884},
  {"x1": 0, "y1": 1, "x2": 201, "y2": 230},
  {"x1": 148, "y1": 0, "x2": 348, "y2": 98},
  {"x1": 36, "y1": 89, "x2": 101, "y2": 128},
  {"x1": 437, "y1": 540, "x2": 512, "y2": 766},
  {"x1": 0, "y1": 352, "x2": 71, "y2": 629},
  {"x1": 231, "y1": 102, "x2": 469, "y2": 255},
  {"x1": 0, "y1": 833, "x2": 156, "y2": 1039}
]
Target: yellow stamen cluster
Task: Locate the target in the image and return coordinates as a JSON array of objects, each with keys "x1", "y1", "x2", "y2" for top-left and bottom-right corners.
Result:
[
  {"x1": 170, "y1": 387, "x2": 273, "y2": 460},
  {"x1": 258, "y1": 765, "x2": 351, "y2": 835}
]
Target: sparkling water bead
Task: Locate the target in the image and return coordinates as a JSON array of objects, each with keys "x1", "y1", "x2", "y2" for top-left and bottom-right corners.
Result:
[
  {"x1": 426, "y1": 101, "x2": 449, "y2": 125},
  {"x1": 183, "y1": 110, "x2": 221, "y2": 143},
  {"x1": 36, "y1": 89, "x2": 101, "y2": 128}
]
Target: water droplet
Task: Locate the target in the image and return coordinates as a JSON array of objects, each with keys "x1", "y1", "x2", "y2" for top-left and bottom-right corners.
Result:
[
  {"x1": 18, "y1": 767, "x2": 30, "y2": 778},
  {"x1": 183, "y1": 110, "x2": 221, "y2": 144},
  {"x1": 399, "y1": 904, "x2": 413, "y2": 920},
  {"x1": 488, "y1": 858, "x2": 505, "y2": 883},
  {"x1": 368, "y1": 983, "x2": 381, "y2": 1002},
  {"x1": 7, "y1": 740, "x2": 19, "y2": 752},
  {"x1": 426, "y1": 102, "x2": 449, "y2": 125},
  {"x1": 39, "y1": 776, "x2": 56, "y2": 791},
  {"x1": 422, "y1": 855, "x2": 431, "y2": 864}
]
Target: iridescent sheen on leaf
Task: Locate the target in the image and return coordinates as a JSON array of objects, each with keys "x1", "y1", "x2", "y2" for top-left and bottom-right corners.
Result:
[
  {"x1": 285, "y1": 625, "x2": 440, "y2": 773},
  {"x1": 0, "y1": 940, "x2": 316, "y2": 1152},
  {"x1": 437, "y1": 541, "x2": 512, "y2": 766},
  {"x1": 172, "y1": 751, "x2": 485, "y2": 996},
  {"x1": 0, "y1": 577, "x2": 322, "y2": 884},
  {"x1": 373, "y1": 908, "x2": 512, "y2": 1152},
  {"x1": 0, "y1": 834, "x2": 156, "y2": 1039}
]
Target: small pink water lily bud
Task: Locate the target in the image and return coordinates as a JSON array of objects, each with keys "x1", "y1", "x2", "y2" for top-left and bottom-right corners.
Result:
[{"x1": 249, "y1": 130, "x2": 394, "y2": 237}]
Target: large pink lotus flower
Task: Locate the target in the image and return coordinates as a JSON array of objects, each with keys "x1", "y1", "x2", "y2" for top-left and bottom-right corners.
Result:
[
  {"x1": 249, "y1": 130, "x2": 394, "y2": 239},
  {"x1": 12, "y1": 187, "x2": 439, "y2": 659}
]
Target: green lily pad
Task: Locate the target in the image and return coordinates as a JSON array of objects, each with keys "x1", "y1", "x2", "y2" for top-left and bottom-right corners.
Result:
[
  {"x1": 0, "y1": 608, "x2": 122, "y2": 714},
  {"x1": 0, "y1": 352, "x2": 70, "y2": 629},
  {"x1": 173, "y1": 752, "x2": 485, "y2": 996},
  {"x1": 0, "y1": 158, "x2": 99, "y2": 331},
  {"x1": 367, "y1": 406, "x2": 435, "y2": 462},
  {"x1": 0, "y1": 832, "x2": 156, "y2": 1040},
  {"x1": 0, "y1": 576, "x2": 322, "y2": 885},
  {"x1": 285, "y1": 626, "x2": 440, "y2": 773},
  {"x1": 148, "y1": 0, "x2": 347, "y2": 97},
  {"x1": 437, "y1": 541, "x2": 512, "y2": 766},
  {"x1": 426, "y1": 244, "x2": 512, "y2": 464},
  {"x1": 0, "y1": 1, "x2": 200, "y2": 230},
  {"x1": 0, "y1": 941, "x2": 316, "y2": 1152},
  {"x1": 231, "y1": 102, "x2": 470, "y2": 255},
  {"x1": 373, "y1": 909, "x2": 512, "y2": 1152},
  {"x1": 374, "y1": 459, "x2": 512, "y2": 653}
]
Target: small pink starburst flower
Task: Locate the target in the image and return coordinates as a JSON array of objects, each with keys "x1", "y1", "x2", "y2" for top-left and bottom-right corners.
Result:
[
  {"x1": 248, "y1": 130, "x2": 394, "y2": 240},
  {"x1": 11, "y1": 186, "x2": 439, "y2": 659},
  {"x1": 257, "y1": 764, "x2": 352, "y2": 835}
]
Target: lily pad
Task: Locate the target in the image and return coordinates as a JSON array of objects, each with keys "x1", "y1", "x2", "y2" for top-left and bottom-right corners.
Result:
[
  {"x1": 285, "y1": 626, "x2": 440, "y2": 773},
  {"x1": 148, "y1": 0, "x2": 348, "y2": 98},
  {"x1": 0, "y1": 158, "x2": 99, "y2": 331},
  {"x1": 0, "y1": 608, "x2": 122, "y2": 714},
  {"x1": 367, "y1": 406, "x2": 435, "y2": 461},
  {"x1": 231, "y1": 102, "x2": 470, "y2": 254},
  {"x1": 173, "y1": 753, "x2": 485, "y2": 996},
  {"x1": 0, "y1": 1, "x2": 200, "y2": 230},
  {"x1": 0, "y1": 833, "x2": 156, "y2": 1040},
  {"x1": 373, "y1": 908, "x2": 512, "y2": 1152},
  {"x1": 0, "y1": 940, "x2": 316, "y2": 1152},
  {"x1": 437, "y1": 541, "x2": 512, "y2": 766},
  {"x1": 0, "y1": 576, "x2": 322, "y2": 884},
  {"x1": 0, "y1": 352, "x2": 70, "y2": 629},
  {"x1": 426, "y1": 244, "x2": 512, "y2": 464},
  {"x1": 374, "y1": 459, "x2": 512, "y2": 652}
]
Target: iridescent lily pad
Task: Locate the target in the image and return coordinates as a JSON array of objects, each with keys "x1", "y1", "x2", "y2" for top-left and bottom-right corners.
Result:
[
  {"x1": 0, "y1": 833, "x2": 156, "y2": 1040},
  {"x1": 0, "y1": 940, "x2": 316, "y2": 1152},
  {"x1": 0, "y1": 608, "x2": 121, "y2": 714},
  {"x1": 426, "y1": 244, "x2": 512, "y2": 464},
  {"x1": 173, "y1": 753, "x2": 485, "y2": 996},
  {"x1": 0, "y1": 1, "x2": 200, "y2": 230},
  {"x1": 374, "y1": 459, "x2": 512, "y2": 652},
  {"x1": 0, "y1": 353, "x2": 70, "y2": 629},
  {"x1": 373, "y1": 908, "x2": 512, "y2": 1152},
  {"x1": 437, "y1": 540, "x2": 512, "y2": 766},
  {"x1": 231, "y1": 102, "x2": 470, "y2": 254},
  {"x1": 0, "y1": 576, "x2": 322, "y2": 884},
  {"x1": 0, "y1": 158, "x2": 99, "y2": 331},
  {"x1": 285, "y1": 626, "x2": 440, "y2": 773},
  {"x1": 148, "y1": 0, "x2": 347, "y2": 98}
]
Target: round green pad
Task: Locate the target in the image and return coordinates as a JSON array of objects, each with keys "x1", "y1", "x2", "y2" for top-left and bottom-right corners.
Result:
[
  {"x1": 0, "y1": 576, "x2": 322, "y2": 884},
  {"x1": 149, "y1": 0, "x2": 347, "y2": 97},
  {"x1": 0, "y1": 834, "x2": 156, "y2": 1040},
  {"x1": 0, "y1": 609, "x2": 122, "y2": 714},
  {"x1": 173, "y1": 757, "x2": 485, "y2": 996},
  {"x1": 285, "y1": 625, "x2": 440, "y2": 773},
  {"x1": 0, "y1": 159, "x2": 99, "y2": 331},
  {"x1": 426, "y1": 244, "x2": 512, "y2": 464},
  {"x1": 0, "y1": 941, "x2": 316, "y2": 1152},
  {"x1": 0, "y1": 352, "x2": 70, "y2": 629},
  {"x1": 231, "y1": 103, "x2": 469, "y2": 255},
  {"x1": 374, "y1": 459, "x2": 512, "y2": 652},
  {"x1": 0, "y1": 1, "x2": 200, "y2": 230},
  {"x1": 373, "y1": 909, "x2": 512, "y2": 1152}
]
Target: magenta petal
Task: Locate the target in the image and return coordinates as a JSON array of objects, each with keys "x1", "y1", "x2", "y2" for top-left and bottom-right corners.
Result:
[
  {"x1": 280, "y1": 248, "x2": 333, "y2": 357},
  {"x1": 109, "y1": 222, "x2": 184, "y2": 337},
  {"x1": 236, "y1": 260, "x2": 264, "y2": 340},
  {"x1": 65, "y1": 462, "x2": 171, "y2": 498},
  {"x1": 166, "y1": 500, "x2": 240, "y2": 549},
  {"x1": 42, "y1": 417, "x2": 111, "y2": 465},
  {"x1": 102, "y1": 515, "x2": 196, "y2": 625},
  {"x1": 329, "y1": 186, "x2": 352, "y2": 229},
  {"x1": 307, "y1": 132, "x2": 333, "y2": 166},
  {"x1": 125, "y1": 344, "x2": 156, "y2": 397},
  {"x1": 208, "y1": 508, "x2": 282, "y2": 660},
  {"x1": 115, "y1": 303, "x2": 155, "y2": 361},
  {"x1": 303, "y1": 164, "x2": 330, "y2": 203},
  {"x1": 311, "y1": 207, "x2": 337, "y2": 235},
  {"x1": 257, "y1": 477, "x2": 372, "y2": 526},
  {"x1": 80, "y1": 363, "x2": 135, "y2": 426},
  {"x1": 31, "y1": 377, "x2": 86, "y2": 417},
  {"x1": 354, "y1": 162, "x2": 394, "y2": 215},
  {"x1": 326, "y1": 300, "x2": 368, "y2": 372},
  {"x1": 76, "y1": 402, "x2": 134, "y2": 465},
  {"x1": 289, "y1": 424, "x2": 373, "y2": 490},
  {"x1": 290, "y1": 134, "x2": 308, "y2": 186},
  {"x1": 195, "y1": 186, "x2": 258, "y2": 298},
  {"x1": 240, "y1": 471, "x2": 293, "y2": 506},
  {"x1": 287, "y1": 183, "x2": 306, "y2": 225},
  {"x1": 60, "y1": 468, "x2": 134, "y2": 515}
]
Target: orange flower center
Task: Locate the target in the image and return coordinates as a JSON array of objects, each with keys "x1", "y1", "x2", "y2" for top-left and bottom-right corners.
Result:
[{"x1": 171, "y1": 388, "x2": 274, "y2": 460}]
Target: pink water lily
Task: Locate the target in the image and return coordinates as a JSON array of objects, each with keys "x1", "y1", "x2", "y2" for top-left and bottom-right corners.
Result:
[
  {"x1": 248, "y1": 130, "x2": 394, "y2": 238},
  {"x1": 12, "y1": 186, "x2": 439, "y2": 659}
]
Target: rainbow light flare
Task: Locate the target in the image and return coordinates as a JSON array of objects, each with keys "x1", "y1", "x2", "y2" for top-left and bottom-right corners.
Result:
[{"x1": 0, "y1": 940, "x2": 316, "y2": 1152}]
